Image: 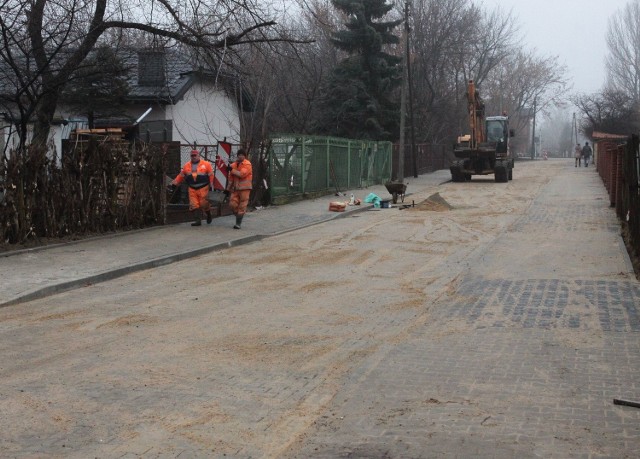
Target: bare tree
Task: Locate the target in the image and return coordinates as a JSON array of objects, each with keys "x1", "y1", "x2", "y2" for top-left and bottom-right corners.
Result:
[
  {"x1": 480, "y1": 49, "x2": 569, "y2": 156},
  {"x1": 0, "y1": 0, "x2": 309, "y2": 151},
  {"x1": 410, "y1": 0, "x2": 474, "y2": 143},
  {"x1": 240, "y1": 0, "x2": 342, "y2": 140},
  {"x1": 605, "y1": 0, "x2": 640, "y2": 102},
  {"x1": 572, "y1": 0, "x2": 640, "y2": 139},
  {"x1": 237, "y1": 0, "x2": 521, "y2": 145},
  {"x1": 220, "y1": 0, "x2": 562, "y2": 151},
  {"x1": 459, "y1": 7, "x2": 519, "y2": 87},
  {"x1": 539, "y1": 110, "x2": 573, "y2": 157},
  {"x1": 573, "y1": 89, "x2": 639, "y2": 137},
  {"x1": 409, "y1": 0, "x2": 518, "y2": 144}
]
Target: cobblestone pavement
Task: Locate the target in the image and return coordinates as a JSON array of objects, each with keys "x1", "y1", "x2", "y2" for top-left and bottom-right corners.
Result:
[
  {"x1": 1, "y1": 160, "x2": 638, "y2": 458},
  {"x1": 285, "y1": 163, "x2": 640, "y2": 458}
]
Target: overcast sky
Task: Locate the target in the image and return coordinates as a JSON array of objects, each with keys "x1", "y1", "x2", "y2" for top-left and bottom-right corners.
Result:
[{"x1": 482, "y1": 0, "x2": 631, "y2": 94}]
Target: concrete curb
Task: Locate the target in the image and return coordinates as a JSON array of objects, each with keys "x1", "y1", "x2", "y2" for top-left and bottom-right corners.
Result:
[
  {"x1": 1, "y1": 188, "x2": 432, "y2": 307},
  {"x1": 1, "y1": 234, "x2": 265, "y2": 307},
  {"x1": 266, "y1": 202, "x2": 376, "y2": 236},
  {"x1": 1, "y1": 205, "x2": 380, "y2": 307}
]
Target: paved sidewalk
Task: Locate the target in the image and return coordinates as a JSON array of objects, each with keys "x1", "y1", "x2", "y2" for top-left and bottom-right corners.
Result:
[{"x1": 0, "y1": 170, "x2": 451, "y2": 307}]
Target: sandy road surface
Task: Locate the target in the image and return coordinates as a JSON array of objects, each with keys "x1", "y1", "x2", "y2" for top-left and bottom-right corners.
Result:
[{"x1": 0, "y1": 160, "x2": 637, "y2": 458}]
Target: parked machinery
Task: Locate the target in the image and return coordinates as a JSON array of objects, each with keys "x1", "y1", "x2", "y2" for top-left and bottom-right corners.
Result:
[{"x1": 451, "y1": 80, "x2": 514, "y2": 183}]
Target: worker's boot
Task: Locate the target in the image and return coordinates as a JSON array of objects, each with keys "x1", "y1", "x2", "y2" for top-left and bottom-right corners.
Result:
[
  {"x1": 233, "y1": 214, "x2": 243, "y2": 229},
  {"x1": 191, "y1": 210, "x2": 202, "y2": 226},
  {"x1": 206, "y1": 209, "x2": 213, "y2": 224}
]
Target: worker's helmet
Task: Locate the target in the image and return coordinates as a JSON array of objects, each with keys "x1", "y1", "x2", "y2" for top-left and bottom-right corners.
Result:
[{"x1": 190, "y1": 149, "x2": 200, "y2": 156}]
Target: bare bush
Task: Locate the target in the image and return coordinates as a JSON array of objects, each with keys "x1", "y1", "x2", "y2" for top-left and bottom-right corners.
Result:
[{"x1": 0, "y1": 141, "x2": 167, "y2": 245}]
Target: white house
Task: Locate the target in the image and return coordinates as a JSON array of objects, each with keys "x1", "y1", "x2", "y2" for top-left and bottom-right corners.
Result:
[
  {"x1": 120, "y1": 49, "x2": 251, "y2": 147},
  {"x1": 1, "y1": 48, "x2": 252, "y2": 158}
]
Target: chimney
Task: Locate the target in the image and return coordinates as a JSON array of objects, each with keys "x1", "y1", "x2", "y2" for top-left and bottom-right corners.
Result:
[{"x1": 138, "y1": 50, "x2": 166, "y2": 86}]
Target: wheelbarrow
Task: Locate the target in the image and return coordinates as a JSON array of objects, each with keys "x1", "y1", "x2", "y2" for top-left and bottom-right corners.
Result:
[{"x1": 384, "y1": 181, "x2": 407, "y2": 204}]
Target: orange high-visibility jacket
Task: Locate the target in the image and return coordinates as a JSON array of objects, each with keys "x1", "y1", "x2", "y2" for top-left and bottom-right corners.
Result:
[
  {"x1": 174, "y1": 159, "x2": 214, "y2": 189},
  {"x1": 227, "y1": 159, "x2": 253, "y2": 191}
]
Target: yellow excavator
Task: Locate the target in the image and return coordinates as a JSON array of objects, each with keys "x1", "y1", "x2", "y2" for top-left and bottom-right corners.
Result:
[{"x1": 451, "y1": 80, "x2": 514, "y2": 182}]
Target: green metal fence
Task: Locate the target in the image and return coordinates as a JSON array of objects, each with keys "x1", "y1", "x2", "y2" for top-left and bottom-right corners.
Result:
[{"x1": 268, "y1": 134, "x2": 392, "y2": 201}]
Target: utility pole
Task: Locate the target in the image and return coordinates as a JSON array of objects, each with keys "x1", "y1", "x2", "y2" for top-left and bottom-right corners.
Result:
[
  {"x1": 569, "y1": 112, "x2": 577, "y2": 158},
  {"x1": 530, "y1": 96, "x2": 537, "y2": 160},
  {"x1": 397, "y1": 1, "x2": 408, "y2": 182},
  {"x1": 406, "y1": 0, "x2": 417, "y2": 178}
]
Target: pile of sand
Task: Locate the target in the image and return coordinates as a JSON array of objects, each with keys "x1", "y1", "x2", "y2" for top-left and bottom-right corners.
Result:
[{"x1": 409, "y1": 192, "x2": 453, "y2": 212}]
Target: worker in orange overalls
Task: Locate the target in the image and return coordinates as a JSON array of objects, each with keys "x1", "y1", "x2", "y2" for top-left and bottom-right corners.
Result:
[
  {"x1": 172, "y1": 149, "x2": 214, "y2": 226},
  {"x1": 226, "y1": 148, "x2": 253, "y2": 229}
]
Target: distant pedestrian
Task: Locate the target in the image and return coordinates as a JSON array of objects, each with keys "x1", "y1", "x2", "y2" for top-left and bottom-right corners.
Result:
[
  {"x1": 582, "y1": 141, "x2": 593, "y2": 167},
  {"x1": 226, "y1": 148, "x2": 253, "y2": 229},
  {"x1": 171, "y1": 149, "x2": 214, "y2": 226},
  {"x1": 574, "y1": 143, "x2": 582, "y2": 167}
]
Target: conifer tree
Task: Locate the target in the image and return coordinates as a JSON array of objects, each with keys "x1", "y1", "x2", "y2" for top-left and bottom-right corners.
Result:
[{"x1": 314, "y1": 0, "x2": 402, "y2": 140}]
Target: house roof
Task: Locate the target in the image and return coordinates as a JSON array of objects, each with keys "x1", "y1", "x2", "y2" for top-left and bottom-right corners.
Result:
[
  {"x1": 591, "y1": 131, "x2": 628, "y2": 140},
  {"x1": 120, "y1": 49, "x2": 190, "y2": 102},
  {"x1": 119, "y1": 48, "x2": 254, "y2": 111},
  {"x1": 0, "y1": 47, "x2": 254, "y2": 113}
]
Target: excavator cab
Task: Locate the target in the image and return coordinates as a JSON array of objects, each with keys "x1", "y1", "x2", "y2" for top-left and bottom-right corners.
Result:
[
  {"x1": 485, "y1": 116, "x2": 510, "y2": 156},
  {"x1": 487, "y1": 122, "x2": 505, "y2": 143}
]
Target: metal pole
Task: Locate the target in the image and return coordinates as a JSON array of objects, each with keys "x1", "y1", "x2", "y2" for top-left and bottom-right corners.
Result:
[
  {"x1": 397, "y1": 1, "x2": 408, "y2": 182},
  {"x1": 530, "y1": 96, "x2": 537, "y2": 160},
  {"x1": 406, "y1": 0, "x2": 417, "y2": 178}
]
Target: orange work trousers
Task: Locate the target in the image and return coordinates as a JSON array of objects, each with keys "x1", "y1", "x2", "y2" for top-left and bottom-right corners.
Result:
[
  {"x1": 229, "y1": 190, "x2": 251, "y2": 215},
  {"x1": 188, "y1": 187, "x2": 211, "y2": 212}
]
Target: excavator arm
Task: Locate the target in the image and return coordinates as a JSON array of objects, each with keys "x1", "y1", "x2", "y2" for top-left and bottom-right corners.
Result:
[{"x1": 467, "y1": 80, "x2": 486, "y2": 150}]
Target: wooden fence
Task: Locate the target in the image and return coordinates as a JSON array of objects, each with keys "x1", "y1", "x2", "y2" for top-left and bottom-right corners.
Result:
[{"x1": 596, "y1": 136, "x2": 640, "y2": 269}]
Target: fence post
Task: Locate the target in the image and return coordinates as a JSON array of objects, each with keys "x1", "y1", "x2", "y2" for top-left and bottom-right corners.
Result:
[
  {"x1": 326, "y1": 137, "x2": 331, "y2": 192},
  {"x1": 268, "y1": 141, "x2": 272, "y2": 201},
  {"x1": 301, "y1": 136, "x2": 306, "y2": 194},
  {"x1": 631, "y1": 135, "x2": 640, "y2": 256},
  {"x1": 615, "y1": 145, "x2": 624, "y2": 217},
  {"x1": 347, "y1": 141, "x2": 351, "y2": 189},
  {"x1": 609, "y1": 145, "x2": 616, "y2": 207}
]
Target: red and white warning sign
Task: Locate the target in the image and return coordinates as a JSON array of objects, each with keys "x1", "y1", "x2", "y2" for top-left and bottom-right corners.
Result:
[{"x1": 214, "y1": 141, "x2": 231, "y2": 190}]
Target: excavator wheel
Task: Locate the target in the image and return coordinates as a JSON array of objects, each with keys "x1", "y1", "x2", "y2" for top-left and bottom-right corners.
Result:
[
  {"x1": 495, "y1": 166, "x2": 508, "y2": 183},
  {"x1": 451, "y1": 168, "x2": 464, "y2": 182}
]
